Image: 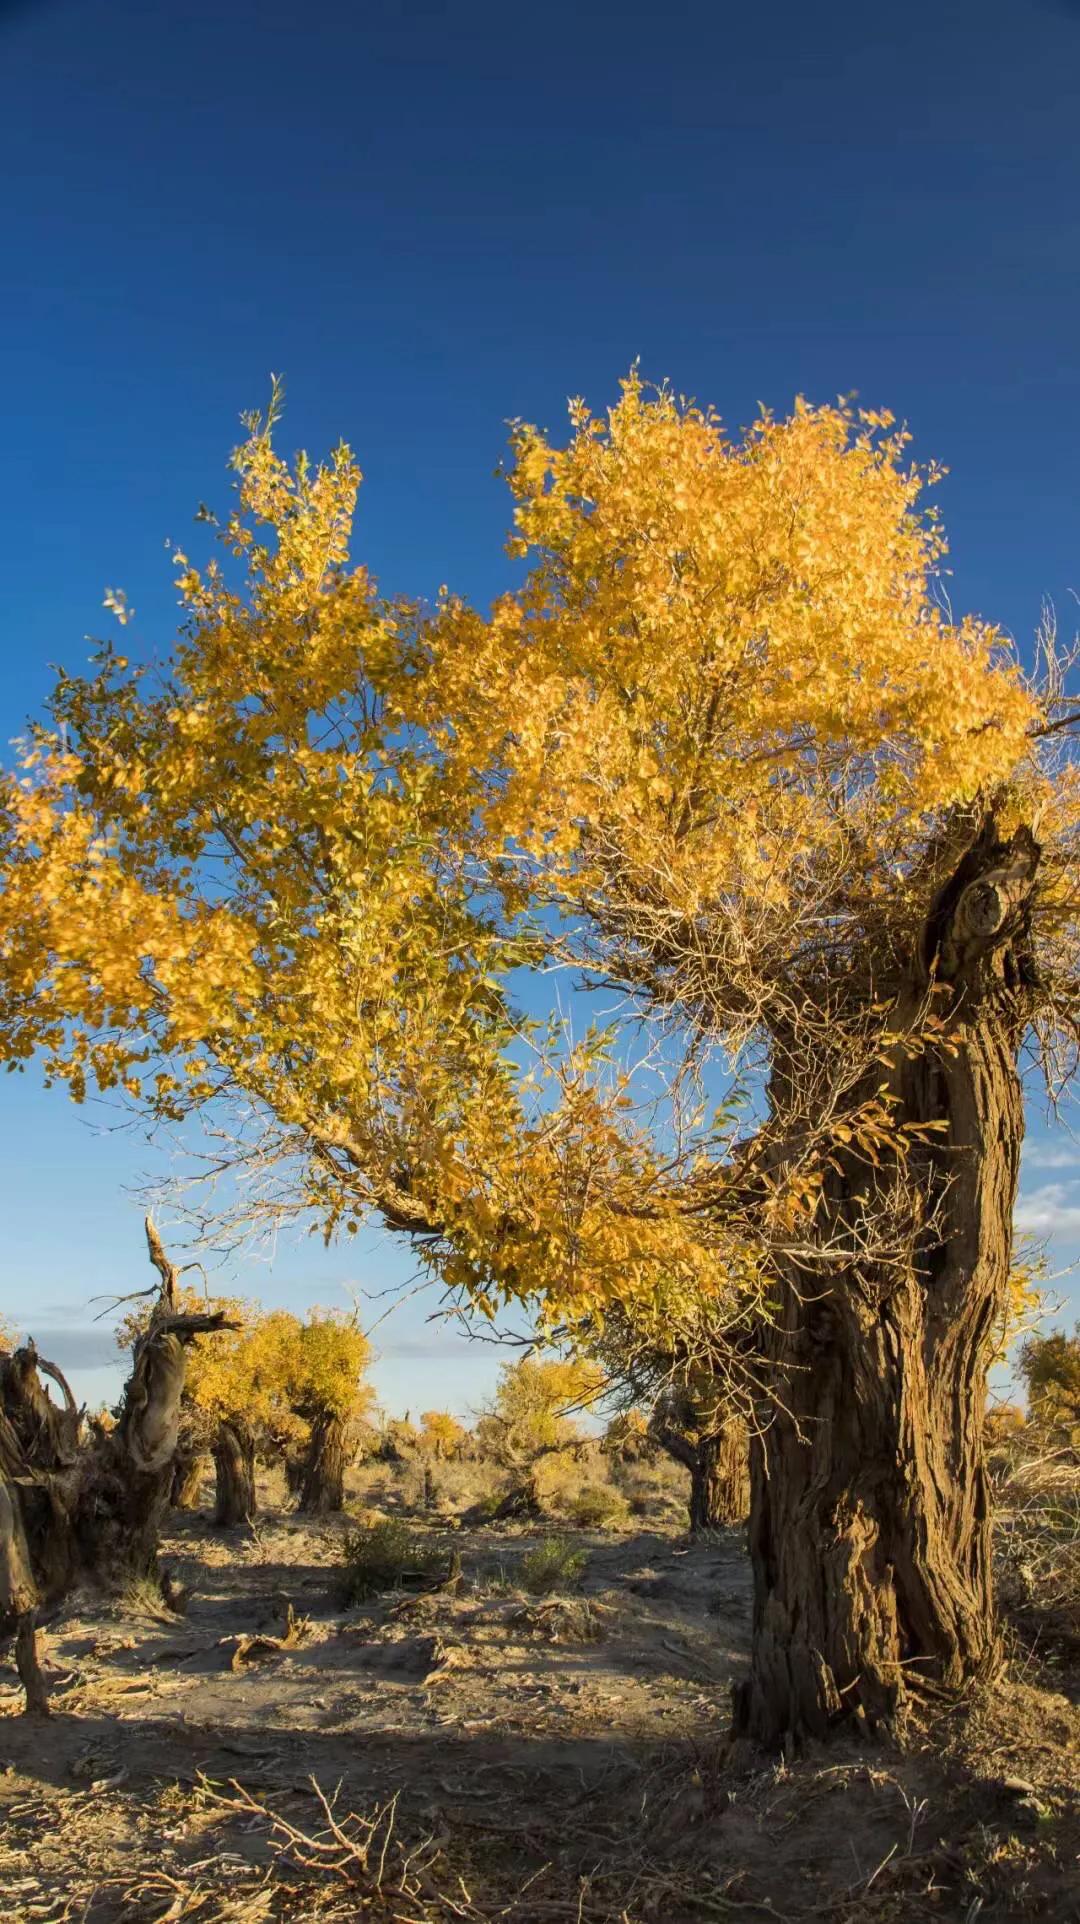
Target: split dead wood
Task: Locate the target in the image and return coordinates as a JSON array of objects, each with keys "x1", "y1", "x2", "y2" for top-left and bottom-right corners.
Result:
[
  {"x1": 0, "y1": 1216, "x2": 234, "y2": 1714},
  {"x1": 228, "y1": 1603, "x2": 311, "y2": 1670}
]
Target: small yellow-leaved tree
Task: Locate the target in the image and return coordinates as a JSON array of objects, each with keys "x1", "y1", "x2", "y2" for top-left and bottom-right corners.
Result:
[
  {"x1": 1020, "y1": 1325, "x2": 1080, "y2": 1440},
  {"x1": 473, "y1": 1354, "x2": 605, "y2": 1515},
  {"x1": 418, "y1": 1410, "x2": 469, "y2": 1461},
  {"x1": 119, "y1": 1294, "x2": 371, "y2": 1521},
  {"x1": 286, "y1": 1311, "x2": 374, "y2": 1513}
]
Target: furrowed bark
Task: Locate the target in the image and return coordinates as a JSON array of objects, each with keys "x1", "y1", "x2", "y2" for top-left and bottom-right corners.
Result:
[
  {"x1": 690, "y1": 1419, "x2": 751, "y2": 1531},
  {"x1": 213, "y1": 1419, "x2": 257, "y2": 1525},
  {"x1": 77, "y1": 1311, "x2": 231, "y2": 1583},
  {"x1": 736, "y1": 819, "x2": 1039, "y2": 1748},
  {"x1": 294, "y1": 1409, "x2": 349, "y2": 1515}
]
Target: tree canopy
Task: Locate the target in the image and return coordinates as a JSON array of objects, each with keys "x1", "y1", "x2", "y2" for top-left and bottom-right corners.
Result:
[
  {"x1": 117, "y1": 1290, "x2": 371, "y2": 1447},
  {"x1": 7, "y1": 376, "x2": 1070, "y2": 1337},
  {"x1": 418, "y1": 1410, "x2": 468, "y2": 1459},
  {"x1": 478, "y1": 1354, "x2": 605, "y2": 1466}
]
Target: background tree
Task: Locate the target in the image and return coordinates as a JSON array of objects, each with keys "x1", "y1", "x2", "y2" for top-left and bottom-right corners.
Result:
[
  {"x1": 601, "y1": 1408, "x2": 653, "y2": 1464},
  {"x1": 120, "y1": 1298, "x2": 372, "y2": 1520},
  {"x1": 418, "y1": 1410, "x2": 468, "y2": 1461},
  {"x1": 648, "y1": 1379, "x2": 749, "y2": 1533},
  {"x1": 4, "y1": 380, "x2": 1080, "y2": 1746},
  {"x1": 574, "y1": 1277, "x2": 757, "y2": 1531},
  {"x1": 984, "y1": 1403, "x2": 1027, "y2": 1448},
  {"x1": 1020, "y1": 1326, "x2": 1080, "y2": 1441},
  {"x1": 475, "y1": 1354, "x2": 605, "y2": 1516},
  {"x1": 375, "y1": 1414, "x2": 423, "y2": 1463},
  {"x1": 121, "y1": 1289, "x2": 272, "y2": 1525},
  {"x1": 286, "y1": 1311, "x2": 373, "y2": 1513}
]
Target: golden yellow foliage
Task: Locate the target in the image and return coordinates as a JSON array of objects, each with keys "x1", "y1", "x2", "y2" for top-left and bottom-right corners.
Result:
[
  {"x1": 418, "y1": 1410, "x2": 468, "y2": 1460},
  {"x1": 485, "y1": 1353, "x2": 605, "y2": 1462},
  {"x1": 0, "y1": 375, "x2": 1072, "y2": 1351},
  {"x1": 989, "y1": 1256, "x2": 1048, "y2": 1367},
  {"x1": 410, "y1": 380, "x2": 1034, "y2": 903},
  {"x1": 117, "y1": 1287, "x2": 370, "y2": 1441}
]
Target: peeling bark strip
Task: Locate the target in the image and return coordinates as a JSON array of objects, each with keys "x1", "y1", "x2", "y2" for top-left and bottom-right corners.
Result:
[
  {"x1": 0, "y1": 1219, "x2": 232, "y2": 1713},
  {"x1": 736, "y1": 819, "x2": 1039, "y2": 1748}
]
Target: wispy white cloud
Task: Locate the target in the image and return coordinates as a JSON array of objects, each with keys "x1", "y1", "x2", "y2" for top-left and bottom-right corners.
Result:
[
  {"x1": 7, "y1": 1327, "x2": 122, "y2": 1371},
  {"x1": 1015, "y1": 1183, "x2": 1080, "y2": 1236},
  {"x1": 1021, "y1": 1142, "x2": 1080, "y2": 1172}
]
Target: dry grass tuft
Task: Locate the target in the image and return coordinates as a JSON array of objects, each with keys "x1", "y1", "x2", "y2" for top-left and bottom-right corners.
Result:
[
  {"x1": 518, "y1": 1535, "x2": 588, "y2": 1596},
  {"x1": 991, "y1": 1431, "x2": 1080, "y2": 1674},
  {"x1": 114, "y1": 1570, "x2": 189, "y2": 1623},
  {"x1": 337, "y1": 1516, "x2": 452, "y2": 1603}
]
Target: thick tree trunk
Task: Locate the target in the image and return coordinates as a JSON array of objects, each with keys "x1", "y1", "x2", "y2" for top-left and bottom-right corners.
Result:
[
  {"x1": 213, "y1": 1421, "x2": 257, "y2": 1525},
  {"x1": 76, "y1": 1455, "x2": 177, "y2": 1584},
  {"x1": 1, "y1": 1477, "x2": 49, "y2": 1715},
  {"x1": 171, "y1": 1448, "x2": 205, "y2": 1510},
  {"x1": 284, "y1": 1446, "x2": 306, "y2": 1499},
  {"x1": 735, "y1": 820, "x2": 1038, "y2": 1749},
  {"x1": 689, "y1": 1418, "x2": 750, "y2": 1531},
  {"x1": 294, "y1": 1411, "x2": 349, "y2": 1515}
]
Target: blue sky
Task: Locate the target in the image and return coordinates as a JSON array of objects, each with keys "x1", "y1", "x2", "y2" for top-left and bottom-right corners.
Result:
[{"x1": 1, "y1": 0, "x2": 1079, "y2": 1412}]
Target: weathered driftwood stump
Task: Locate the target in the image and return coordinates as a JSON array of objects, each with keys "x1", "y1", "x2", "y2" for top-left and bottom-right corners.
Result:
[{"x1": 0, "y1": 1219, "x2": 231, "y2": 1714}]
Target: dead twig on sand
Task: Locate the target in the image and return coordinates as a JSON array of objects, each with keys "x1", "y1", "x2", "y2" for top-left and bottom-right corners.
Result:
[{"x1": 196, "y1": 1774, "x2": 494, "y2": 1919}]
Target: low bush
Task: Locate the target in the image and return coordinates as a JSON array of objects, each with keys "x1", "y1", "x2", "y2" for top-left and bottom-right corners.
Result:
[
  {"x1": 519, "y1": 1534, "x2": 588, "y2": 1596},
  {"x1": 467, "y1": 1489, "x2": 508, "y2": 1523},
  {"x1": 337, "y1": 1517, "x2": 447, "y2": 1602},
  {"x1": 562, "y1": 1482, "x2": 630, "y2": 1530},
  {"x1": 613, "y1": 1458, "x2": 688, "y2": 1524}
]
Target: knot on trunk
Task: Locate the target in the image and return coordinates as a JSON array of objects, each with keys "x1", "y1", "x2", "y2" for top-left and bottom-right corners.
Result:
[{"x1": 923, "y1": 819, "x2": 1040, "y2": 991}]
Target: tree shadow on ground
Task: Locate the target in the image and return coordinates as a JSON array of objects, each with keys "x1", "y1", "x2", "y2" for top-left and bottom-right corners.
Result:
[{"x1": 2, "y1": 1685, "x2": 1079, "y2": 1923}]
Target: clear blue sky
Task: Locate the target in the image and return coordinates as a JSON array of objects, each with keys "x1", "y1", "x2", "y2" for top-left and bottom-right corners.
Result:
[{"x1": 1, "y1": 0, "x2": 1078, "y2": 1412}]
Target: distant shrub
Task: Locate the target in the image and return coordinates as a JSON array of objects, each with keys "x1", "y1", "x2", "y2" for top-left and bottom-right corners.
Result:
[
  {"x1": 519, "y1": 1535, "x2": 588, "y2": 1596},
  {"x1": 1020, "y1": 1325, "x2": 1080, "y2": 1441},
  {"x1": 376, "y1": 1417, "x2": 422, "y2": 1463},
  {"x1": 563, "y1": 1483, "x2": 630, "y2": 1530},
  {"x1": 985, "y1": 1402, "x2": 1027, "y2": 1449},
  {"x1": 468, "y1": 1490, "x2": 507, "y2": 1522},
  {"x1": 337, "y1": 1517, "x2": 446, "y2": 1602},
  {"x1": 613, "y1": 1455, "x2": 689, "y2": 1524}
]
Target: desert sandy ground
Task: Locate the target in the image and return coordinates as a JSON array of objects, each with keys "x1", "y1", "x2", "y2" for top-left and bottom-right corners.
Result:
[{"x1": 1, "y1": 1496, "x2": 1078, "y2": 1922}]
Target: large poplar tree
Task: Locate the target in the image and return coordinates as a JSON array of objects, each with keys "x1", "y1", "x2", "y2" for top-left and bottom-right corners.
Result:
[{"x1": 2, "y1": 378, "x2": 1077, "y2": 1745}]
